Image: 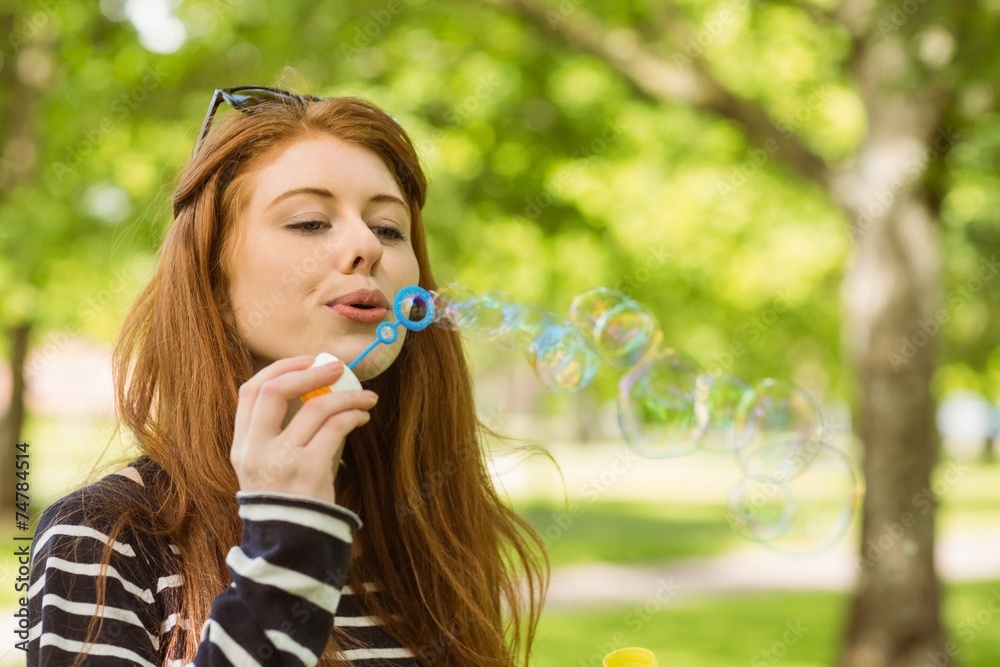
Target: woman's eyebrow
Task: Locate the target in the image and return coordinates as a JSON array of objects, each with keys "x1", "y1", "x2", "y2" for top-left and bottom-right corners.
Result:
[
  {"x1": 266, "y1": 187, "x2": 334, "y2": 211},
  {"x1": 369, "y1": 193, "x2": 408, "y2": 209}
]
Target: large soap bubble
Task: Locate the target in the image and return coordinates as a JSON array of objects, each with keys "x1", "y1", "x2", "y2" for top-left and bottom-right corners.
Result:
[
  {"x1": 618, "y1": 349, "x2": 703, "y2": 458},
  {"x1": 727, "y1": 476, "x2": 795, "y2": 543},
  {"x1": 529, "y1": 320, "x2": 602, "y2": 391},
  {"x1": 733, "y1": 379, "x2": 824, "y2": 482},
  {"x1": 432, "y1": 283, "x2": 478, "y2": 330},
  {"x1": 452, "y1": 292, "x2": 508, "y2": 340},
  {"x1": 694, "y1": 373, "x2": 756, "y2": 454},
  {"x1": 497, "y1": 302, "x2": 554, "y2": 349},
  {"x1": 728, "y1": 443, "x2": 860, "y2": 555},
  {"x1": 570, "y1": 287, "x2": 660, "y2": 367}
]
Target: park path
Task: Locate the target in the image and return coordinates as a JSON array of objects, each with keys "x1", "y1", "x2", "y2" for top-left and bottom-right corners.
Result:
[{"x1": 544, "y1": 524, "x2": 1000, "y2": 608}]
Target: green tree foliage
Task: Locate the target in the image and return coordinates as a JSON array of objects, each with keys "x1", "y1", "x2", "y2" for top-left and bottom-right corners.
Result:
[{"x1": 4, "y1": 0, "x2": 994, "y2": 404}]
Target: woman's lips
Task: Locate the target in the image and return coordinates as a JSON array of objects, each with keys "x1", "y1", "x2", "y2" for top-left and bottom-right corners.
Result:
[{"x1": 326, "y1": 304, "x2": 388, "y2": 324}]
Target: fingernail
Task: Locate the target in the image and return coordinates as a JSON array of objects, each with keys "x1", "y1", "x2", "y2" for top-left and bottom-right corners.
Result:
[
  {"x1": 365, "y1": 391, "x2": 379, "y2": 401},
  {"x1": 322, "y1": 360, "x2": 343, "y2": 371}
]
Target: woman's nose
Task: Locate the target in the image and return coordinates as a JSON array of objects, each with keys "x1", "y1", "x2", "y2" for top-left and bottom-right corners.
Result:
[{"x1": 339, "y1": 217, "x2": 383, "y2": 275}]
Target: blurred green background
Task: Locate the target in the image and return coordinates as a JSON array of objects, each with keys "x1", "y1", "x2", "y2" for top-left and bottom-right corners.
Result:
[{"x1": 1, "y1": 0, "x2": 999, "y2": 665}]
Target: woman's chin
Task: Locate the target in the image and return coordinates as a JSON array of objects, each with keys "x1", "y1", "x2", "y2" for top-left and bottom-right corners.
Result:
[
  {"x1": 351, "y1": 358, "x2": 386, "y2": 383},
  {"x1": 353, "y1": 346, "x2": 405, "y2": 382}
]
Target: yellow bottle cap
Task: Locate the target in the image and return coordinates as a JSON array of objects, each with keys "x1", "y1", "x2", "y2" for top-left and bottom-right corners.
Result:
[{"x1": 603, "y1": 647, "x2": 658, "y2": 667}]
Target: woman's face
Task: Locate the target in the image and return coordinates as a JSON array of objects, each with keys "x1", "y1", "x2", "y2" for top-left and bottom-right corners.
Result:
[{"x1": 226, "y1": 134, "x2": 420, "y2": 380}]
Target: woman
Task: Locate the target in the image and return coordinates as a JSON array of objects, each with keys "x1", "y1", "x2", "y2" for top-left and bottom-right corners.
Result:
[{"x1": 27, "y1": 87, "x2": 549, "y2": 666}]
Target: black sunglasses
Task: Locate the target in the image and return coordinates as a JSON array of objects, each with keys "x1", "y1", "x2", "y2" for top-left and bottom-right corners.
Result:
[{"x1": 193, "y1": 86, "x2": 321, "y2": 156}]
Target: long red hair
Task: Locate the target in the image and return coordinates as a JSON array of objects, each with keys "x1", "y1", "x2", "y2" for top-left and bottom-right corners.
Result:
[{"x1": 75, "y1": 94, "x2": 547, "y2": 665}]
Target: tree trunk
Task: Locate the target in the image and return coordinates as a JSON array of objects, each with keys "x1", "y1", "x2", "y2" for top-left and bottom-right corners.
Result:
[
  {"x1": 1, "y1": 322, "x2": 32, "y2": 521},
  {"x1": 572, "y1": 386, "x2": 602, "y2": 442},
  {"x1": 981, "y1": 435, "x2": 996, "y2": 465},
  {"x1": 840, "y1": 189, "x2": 946, "y2": 665},
  {"x1": 1, "y1": 8, "x2": 47, "y2": 520}
]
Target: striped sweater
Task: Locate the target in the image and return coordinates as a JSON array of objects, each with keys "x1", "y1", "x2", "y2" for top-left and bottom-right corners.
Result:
[{"x1": 26, "y1": 458, "x2": 420, "y2": 666}]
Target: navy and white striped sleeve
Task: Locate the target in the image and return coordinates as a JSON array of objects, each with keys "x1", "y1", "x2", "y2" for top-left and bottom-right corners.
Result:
[
  {"x1": 27, "y1": 486, "x2": 165, "y2": 666},
  {"x1": 191, "y1": 491, "x2": 362, "y2": 666},
  {"x1": 27, "y1": 485, "x2": 363, "y2": 667}
]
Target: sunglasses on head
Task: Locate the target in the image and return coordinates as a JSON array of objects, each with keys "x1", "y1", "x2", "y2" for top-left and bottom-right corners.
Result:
[{"x1": 193, "y1": 86, "x2": 322, "y2": 157}]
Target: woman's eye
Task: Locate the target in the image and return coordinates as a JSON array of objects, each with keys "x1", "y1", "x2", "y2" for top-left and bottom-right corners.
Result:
[
  {"x1": 372, "y1": 224, "x2": 406, "y2": 242},
  {"x1": 287, "y1": 220, "x2": 327, "y2": 233}
]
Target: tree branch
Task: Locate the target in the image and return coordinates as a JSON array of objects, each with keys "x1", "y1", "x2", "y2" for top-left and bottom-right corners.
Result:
[
  {"x1": 476, "y1": 0, "x2": 833, "y2": 188},
  {"x1": 831, "y1": 0, "x2": 880, "y2": 40}
]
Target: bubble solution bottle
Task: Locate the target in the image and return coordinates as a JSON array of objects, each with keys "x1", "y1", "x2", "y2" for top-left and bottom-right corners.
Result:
[{"x1": 603, "y1": 647, "x2": 658, "y2": 667}]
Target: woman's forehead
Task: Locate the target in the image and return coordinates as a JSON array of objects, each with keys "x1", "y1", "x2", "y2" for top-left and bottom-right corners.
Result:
[{"x1": 247, "y1": 134, "x2": 405, "y2": 207}]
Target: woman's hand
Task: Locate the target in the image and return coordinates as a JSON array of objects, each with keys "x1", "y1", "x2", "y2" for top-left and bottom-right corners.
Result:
[{"x1": 231, "y1": 354, "x2": 378, "y2": 504}]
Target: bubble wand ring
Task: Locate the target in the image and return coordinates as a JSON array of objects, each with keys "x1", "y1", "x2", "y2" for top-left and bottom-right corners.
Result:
[{"x1": 347, "y1": 285, "x2": 435, "y2": 370}]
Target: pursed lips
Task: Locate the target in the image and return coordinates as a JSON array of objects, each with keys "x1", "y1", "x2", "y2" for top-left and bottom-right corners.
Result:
[{"x1": 325, "y1": 289, "x2": 390, "y2": 324}]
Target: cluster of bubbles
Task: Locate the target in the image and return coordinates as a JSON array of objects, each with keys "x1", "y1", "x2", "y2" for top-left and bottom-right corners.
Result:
[{"x1": 409, "y1": 284, "x2": 861, "y2": 556}]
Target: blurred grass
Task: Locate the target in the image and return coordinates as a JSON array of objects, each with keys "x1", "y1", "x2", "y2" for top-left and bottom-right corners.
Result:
[
  {"x1": 534, "y1": 589, "x2": 843, "y2": 667},
  {"x1": 516, "y1": 500, "x2": 740, "y2": 566},
  {"x1": 2, "y1": 414, "x2": 1000, "y2": 666},
  {"x1": 531, "y1": 580, "x2": 1000, "y2": 667}
]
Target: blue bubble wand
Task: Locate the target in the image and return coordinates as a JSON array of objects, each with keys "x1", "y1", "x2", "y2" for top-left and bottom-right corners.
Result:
[{"x1": 347, "y1": 285, "x2": 436, "y2": 370}]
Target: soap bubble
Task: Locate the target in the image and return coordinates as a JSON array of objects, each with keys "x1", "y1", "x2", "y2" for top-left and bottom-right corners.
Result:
[
  {"x1": 529, "y1": 320, "x2": 601, "y2": 391},
  {"x1": 618, "y1": 349, "x2": 703, "y2": 458},
  {"x1": 417, "y1": 281, "x2": 861, "y2": 553},
  {"x1": 570, "y1": 287, "x2": 660, "y2": 367},
  {"x1": 568, "y1": 287, "x2": 624, "y2": 338},
  {"x1": 432, "y1": 283, "x2": 477, "y2": 330},
  {"x1": 496, "y1": 302, "x2": 554, "y2": 349},
  {"x1": 694, "y1": 373, "x2": 756, "y2": 454},
  {"x1": 728, "y1": 477, "x2": 795, "y2": 543},
  {"x1": 431, "y1": 285, "x2": 506, "y2": 339},
  {"x1": 593, "y1": 302, "x2": 661, "y2": 368},
  {"x1": 734, "y1": 379, "x2": 824, "y2": 482},
  {"x1": 458, "y1": 290, "x2": 509, "y2": 340},
  {"x1": 728, "y1": 443, "x2": 860, "y2": 555}
]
